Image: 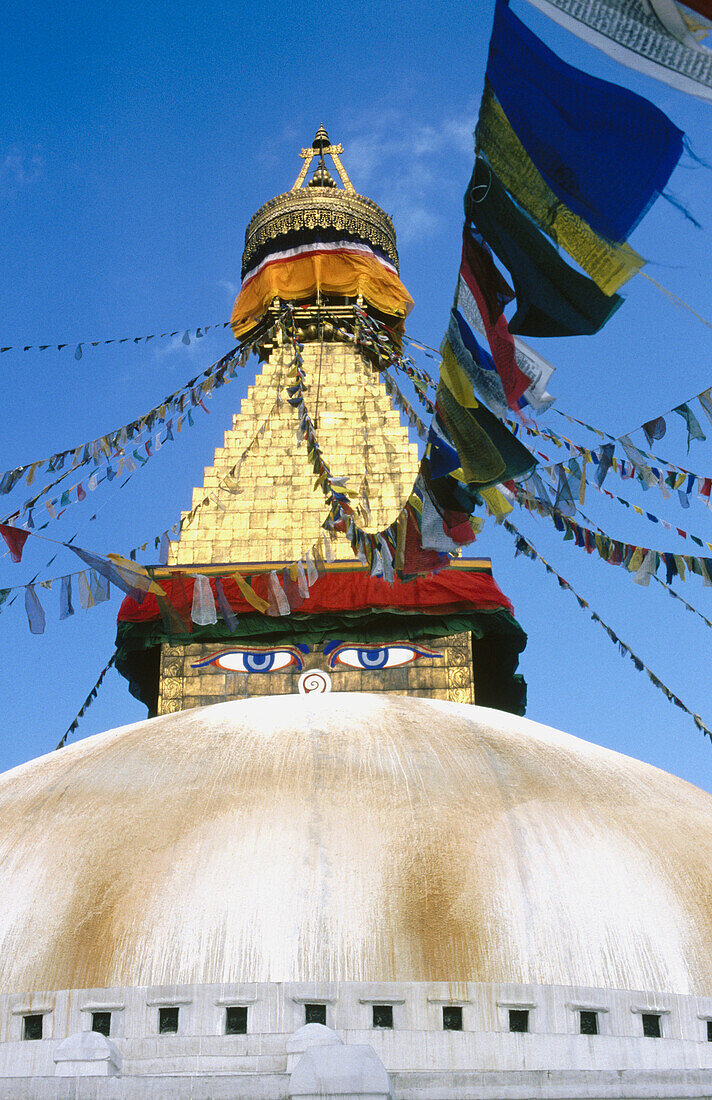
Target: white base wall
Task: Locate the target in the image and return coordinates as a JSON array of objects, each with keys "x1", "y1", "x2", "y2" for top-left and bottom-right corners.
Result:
[{"x1": 0, "y1": 980, "x2": 711, "y2": 1098}]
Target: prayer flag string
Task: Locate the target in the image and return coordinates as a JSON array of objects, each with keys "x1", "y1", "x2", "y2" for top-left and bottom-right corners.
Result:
[
  {"x1": 511, "y1": 476, "x2": 712, "y2": 588},
  {"x1": 507, "y1": 415, "x2": 712, "y2": 508},
  {"x1": 525, "y1": 467, "x2": 712, "y2": 631},
  {"x1": 0, "y1": 312, "x2": 272, "y2": 357},
  {"x1": 537, "y1": 456, "x2": 712, "y2": 550},
  {"x1": 55, "y1": 651, "x2": 117, "y2": 750},
  {"x1": 501, "y1": 516, "x2": 712, "y2": 741},
  {"x1": 0, "y1": 315, "x2": 279, "y2": 509},
  {"x1": 0, "y1": 389, "x2": 287, "y2": 631}
]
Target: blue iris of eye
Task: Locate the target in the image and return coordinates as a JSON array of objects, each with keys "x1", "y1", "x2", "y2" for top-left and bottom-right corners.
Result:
[
  {"x1": 244, "y1": 652, "x2": 275, "y2": 672},
  {"x1": 356, "y1": 648, "x2": 389, "y2": 669}
]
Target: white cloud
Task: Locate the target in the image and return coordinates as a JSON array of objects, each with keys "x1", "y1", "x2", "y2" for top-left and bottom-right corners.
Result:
[
  {"x1": 308, "y1": 104, "x2": 477, "y2": 246},
  {"x1": 1, "y1": 146, "x2": 43, "y2": 192},
  {"x1": 218, "y1": 278, "x2": 239, "y2": 300}
]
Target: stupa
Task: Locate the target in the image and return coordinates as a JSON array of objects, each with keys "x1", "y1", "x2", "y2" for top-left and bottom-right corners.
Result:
[{"x1": 0, "y1": 130, "x2": 711, "y2": 1099}]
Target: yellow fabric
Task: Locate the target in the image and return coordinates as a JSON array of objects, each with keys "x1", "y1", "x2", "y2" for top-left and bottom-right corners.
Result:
[
  {"x1": 476, "y1": 83, "x2": 645, "y2": 296},
  {"x1": 106, "y1": 553, "x2": 164, "y2": 597},
  {"x1": 436, "y1": 381, "x2": 507, "y2": 486},
  {"x1": 628, "y1": 547, "x2": 644, "y2": 572},
  {"x1": 440, "y1": 342, "x2": 479, "y2": 409},
  {"x1": 480, "y1": 486, "x2": 512, "y2": 517},
  {"x1": 231, "y1": 250, "x2": 414, "y2": 337},
  {"x1": 232, "y1": 572, "x2": 269, "y2": 614}
]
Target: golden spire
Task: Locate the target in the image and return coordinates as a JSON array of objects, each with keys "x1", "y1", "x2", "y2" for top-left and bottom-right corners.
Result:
[{"x1": 292, "y1": 124, "x2": 355, "y2": 192}]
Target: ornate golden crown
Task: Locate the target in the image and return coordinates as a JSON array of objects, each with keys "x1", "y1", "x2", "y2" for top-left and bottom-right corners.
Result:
[{"x1": 241, "y1": 126, "x2": 399, "y2": 277}]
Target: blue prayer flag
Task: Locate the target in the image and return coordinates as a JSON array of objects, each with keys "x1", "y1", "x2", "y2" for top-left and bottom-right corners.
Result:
[{"x1": 486, "y1": 0, "x2": 683, "y2": 242}]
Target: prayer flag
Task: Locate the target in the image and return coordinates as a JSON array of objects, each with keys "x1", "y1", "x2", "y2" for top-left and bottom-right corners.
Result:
[
  {"x1": 25, "y1": 584, "x2": 45, "y2": 634},
  {"x1": 458, "y1": 278, "x2": 555, "y2": 411},
  {"x1": 674, "y1": 402, "x2": 706, "y2": 449},
  {"x1": 522, "y1": 0, "x2": 712, "y2": 104},
  {"x1": 0, "y1": 524, "x2": 29, "y2": 563},
  {"x1": 437, "y1": 355, "x2": 536, "y2": 488},
  {"x1": 643, "y1": 417, "x2": 667, "y2": 447},
  {"x1": 215, "y1": 577, "x2": 239, "y2": 633},
  {"x1": 460, "y1": 228, "x2": 530, "y2": 408},
  {"x1": 479, "y1": 79, "x2": 642, "y2": 292},
  {"x1": 266, "y1": 571, "x2": 290, "y2": 617},
  {"x1": 77, "y1": 571, "x2": 95, "y2": 610},
  {"x1": 464, "y1": 158, "x2": 623, "y2": 336},
  {"x1": 191, "y1": 574, "x2": 218, "y2": 626},
  {"x1": 59, "y1": 575, "x2": 74, "y2": 620},
  {"x1": 486, "y1": 0, "x2": 684, "y2": 242}
]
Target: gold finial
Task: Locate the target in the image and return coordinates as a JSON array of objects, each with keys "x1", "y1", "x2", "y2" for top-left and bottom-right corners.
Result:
[
  {"x1": 313, "y1": 124, "x2": 330, "y2": 151},
  {"x1": 292, "y1": 126, "x2": 355, "y2": 193}
]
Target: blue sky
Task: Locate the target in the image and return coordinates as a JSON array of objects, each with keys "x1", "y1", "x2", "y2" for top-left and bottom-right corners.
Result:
[{"x1": 1, "y1": 0, "x2": 711, "y2": 788}]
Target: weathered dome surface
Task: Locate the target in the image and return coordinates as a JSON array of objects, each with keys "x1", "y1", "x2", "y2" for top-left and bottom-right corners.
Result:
[{"x1": 1, "y1": 694, "x2": 712, "y2": 996}]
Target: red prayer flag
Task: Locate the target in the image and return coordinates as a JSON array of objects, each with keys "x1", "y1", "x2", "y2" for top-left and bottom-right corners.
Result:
[
  {"x1": 0, "y1": 524, "x2": 30, "y2": 563},
  {"x1": 460, "y1": 228, "x2": 529, "y2": 408}
]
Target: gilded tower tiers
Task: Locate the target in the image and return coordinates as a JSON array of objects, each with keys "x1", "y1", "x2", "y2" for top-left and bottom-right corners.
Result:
[{"x1": 168, "y1": 331, "x2": 421, "y2": 565}]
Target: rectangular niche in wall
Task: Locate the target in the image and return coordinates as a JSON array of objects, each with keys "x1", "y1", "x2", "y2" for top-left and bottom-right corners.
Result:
[
  {"x1": 159, "y1": 1006, "x2": 179, "y2": 1035},
  {"x1": 579, "y1": 1010, "x2": 598, "y2": 1035},
  {"x1": 642, "y1": 1013, "x2": 662, "y2": 1038},
  {"x1": 305, "y1": 1004, "x2": 327, "y2": 1026},
  {"x1": 91, "y1": 1011, "x2": 111, "y2": 1037},
  {"x1": 372, "y1": 1005, "x2": 393, "y2": 1029},
  {"x1": 225, "y1": 1006, "x2": 248, "y2": 1035},
  {"x1": 22, "y1": 1015, "x2": 43, "y2": 1041},
  {"x1": 443, "y1": 1006, "x2": 463, "y2": 1031},
  {"x1": 509, "y1": 1009, "x2": 529, "y2": 1033}
]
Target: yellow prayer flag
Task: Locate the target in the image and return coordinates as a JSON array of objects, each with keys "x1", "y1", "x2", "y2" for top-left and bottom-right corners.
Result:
[
  {"x1": 628, "y1": 547, "x2": 644, "y2": 572},
  {"x1": 439, "y1": 342, "x2": 479, "y2": 409},
  {"x1": 480, "y1": 486, "x2": 512, "y2": 517},
  {"x1": 232, "y1": 572, "x2": 269, "y2": 614}
]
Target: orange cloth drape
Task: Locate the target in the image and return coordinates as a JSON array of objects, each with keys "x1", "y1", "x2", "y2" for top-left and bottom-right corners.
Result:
[{"x1": 230, "y1": 247, "x2": 414, "y2": 337}]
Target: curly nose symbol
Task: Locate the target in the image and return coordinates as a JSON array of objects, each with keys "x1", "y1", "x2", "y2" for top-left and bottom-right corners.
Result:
[{"x1": 298, "y1": 669, "x2": 332, "y2": 695}]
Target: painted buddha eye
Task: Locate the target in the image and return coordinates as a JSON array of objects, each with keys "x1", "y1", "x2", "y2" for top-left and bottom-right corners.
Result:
[
  {"x1": 325, "y1": 644, "x2": 443, "y2": 670},
  {"x1": 190, "y1": 647, "x2": 306, "y2": 673}
]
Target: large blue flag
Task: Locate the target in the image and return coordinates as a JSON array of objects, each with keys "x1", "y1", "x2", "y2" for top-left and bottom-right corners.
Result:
[{"x1": 486, "y1": 0, "x2": 684, "y2": 243}]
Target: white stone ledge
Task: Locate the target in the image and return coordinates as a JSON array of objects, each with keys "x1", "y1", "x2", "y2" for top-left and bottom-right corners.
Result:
[
  {"x1": 290, "y1": 997, "x2": 337, "y2": 1005},
  {"x1": 357, "y1": 998, "x2": 405, "y2": 1005},
  {"x1": 145, "y1": 998, "x2": 192, "y2": 1007}
]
